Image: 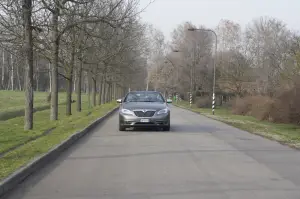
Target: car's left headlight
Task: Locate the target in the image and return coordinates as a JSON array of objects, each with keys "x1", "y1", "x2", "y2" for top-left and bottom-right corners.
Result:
[{"x1": 157, "y1": 108, "x2": 169, "y2": 115}]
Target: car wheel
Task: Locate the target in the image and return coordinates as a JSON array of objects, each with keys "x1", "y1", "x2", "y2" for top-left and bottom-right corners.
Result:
[
  {"x1": 163, "y1": 125, "x2": 170, "y2": 131},
  {"x1": 119, "y1": 124, "x2": 126, "y2": 131}
]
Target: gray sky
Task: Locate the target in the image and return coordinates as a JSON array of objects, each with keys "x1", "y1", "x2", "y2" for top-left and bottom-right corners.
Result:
[{"x1": 139, "y1": 0, "x2": 300, "y2": 40}]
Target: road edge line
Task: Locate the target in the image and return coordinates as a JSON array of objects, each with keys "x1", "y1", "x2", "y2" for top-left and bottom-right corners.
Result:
[{"x1": 0, "y1": 106, "x2": 119, "y2": 198}]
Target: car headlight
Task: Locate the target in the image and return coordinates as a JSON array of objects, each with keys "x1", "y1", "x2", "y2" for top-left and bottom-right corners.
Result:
[
  {"x1": 120, "y1": 109, "x2": 134, "y2": 116},
  {"x1": 157, "y1": 108, "x2": 168, "y2": 115}
]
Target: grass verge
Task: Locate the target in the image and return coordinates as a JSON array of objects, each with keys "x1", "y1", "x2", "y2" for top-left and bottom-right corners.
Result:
[
  {"x1": 0, "y1": 91, "x2": 67, "y2": 112},
  {"x1": 0, "y1": 101, "x2": 118, "y2": 180},
  {"x1": 175, "y1": 101, "x2": 300, "y2": 150},
  {"x1": 0, "y1": 91, "x2": 69, "y2": 121}
]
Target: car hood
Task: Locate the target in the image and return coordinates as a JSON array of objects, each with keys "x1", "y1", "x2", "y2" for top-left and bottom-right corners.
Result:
[{"x1": 121, "y1": 102, "x2": 167, "y2": 111}]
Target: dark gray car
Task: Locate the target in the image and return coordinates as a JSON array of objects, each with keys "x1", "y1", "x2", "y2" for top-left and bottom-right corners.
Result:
[{"x1": 117, "y1": 91, "x2": 172, "y2": 131}]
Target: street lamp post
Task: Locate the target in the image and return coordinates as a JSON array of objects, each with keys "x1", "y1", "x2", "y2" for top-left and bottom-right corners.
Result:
[{"x1": 188, "y1": 28, "x2": 218, "y2": 115}]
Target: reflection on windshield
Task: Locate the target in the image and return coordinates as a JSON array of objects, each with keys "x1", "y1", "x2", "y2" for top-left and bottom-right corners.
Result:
[{"x1": 124, "y1": 92, "x2": 165, "y2": 103}]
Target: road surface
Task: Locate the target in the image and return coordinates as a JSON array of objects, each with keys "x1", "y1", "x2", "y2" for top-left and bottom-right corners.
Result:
[{"x1": 3, "y1": 105, "x2": 300, "y2": 199}]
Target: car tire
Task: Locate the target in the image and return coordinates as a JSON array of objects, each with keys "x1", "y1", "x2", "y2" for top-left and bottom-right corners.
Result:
[
  {"x1": 119, "y1": 124, "x2": 126, "y2": 131},
  {"x1": 163, "y1": 125, "x2": 170, "y2": 131}
]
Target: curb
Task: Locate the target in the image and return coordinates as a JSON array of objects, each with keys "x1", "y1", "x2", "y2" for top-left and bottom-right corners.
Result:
[{"x1": 0, "y1": 106, "x2": 119, "y2": 198}]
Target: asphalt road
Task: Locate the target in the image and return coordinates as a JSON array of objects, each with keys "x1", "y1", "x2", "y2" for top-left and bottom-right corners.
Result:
[{"x1": 3, "y1": 105, "x2": 300, "y2": 199}]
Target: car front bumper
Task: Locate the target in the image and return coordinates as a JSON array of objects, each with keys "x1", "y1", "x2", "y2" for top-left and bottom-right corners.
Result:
[{"x1": 119, "y1": 113, "x2": 170, "y2": 128}]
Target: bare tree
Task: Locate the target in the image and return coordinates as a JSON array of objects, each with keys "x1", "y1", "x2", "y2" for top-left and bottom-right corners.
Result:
[
  {"x1": 244, "y1": 16, "x2": 291, "y2": 96},
  {"x1": 165, "y1": 22, "x2": 214, "y2": 99},
  {"x1": 22, "y1": 0, "x2": 34, "y2": 130}
]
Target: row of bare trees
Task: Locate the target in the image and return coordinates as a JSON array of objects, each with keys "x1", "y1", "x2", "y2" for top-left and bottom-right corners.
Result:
[
  {"x1": 0, "y1": 0, "x2": 153, "y2": 130},
  {"x1": 147, "y1": 17, "x2": 300, "y2": 103}
]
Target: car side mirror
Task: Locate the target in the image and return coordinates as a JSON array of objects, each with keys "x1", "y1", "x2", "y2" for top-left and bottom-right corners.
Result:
[
  {"x1": 116, "y1": 98, "x2": 122, "y2": 103},
  {"x1": 167, "y1": 99, "x2": 172, "y2": 103}
]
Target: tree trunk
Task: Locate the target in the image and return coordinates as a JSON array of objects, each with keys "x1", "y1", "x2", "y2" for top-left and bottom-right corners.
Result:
[
  {"x1": 107, "y1": 83, "x2": 110, "y2": 103},
  {"x1": 101, "y1": 75, "x2": 106, "y2": 104},
  {"x1": 73, "y1": 72, "x2": 76, "y2": 92},
  {"x1": 98, "y1": 75, "x2": 102, "y2": 105},
  {"x1": 87, "y1": 71, "x2": 91, "y2": 108},
  {"x1": 16, "y1": 65, "x2": 22, "y2": 90},
  {"x1": 117, "y1": 84, "x2": 121, "y2": 99},
  {"x1": 10, "y1": 53, "x2": 14, "y2": 91},
  {"x1": 6, "y1": 74, "x2": 10, "y2": 90},
  {"x1": 50, "y1": 8, "x2": 59, "y2": 121},
  {"x1": 85, "y1": 72, "x2": 88, "y2": 94},
  {"x1": 66, "y1": 74, "x2": 73, "y2": 116},
  {"x1": 109, "y1": 83, "x2": 112, "y2": 102},
  {"x1": 76, "y1": 60, "x2": 82, "y2": 112},
  {"x1": 35, "y1": 59, "x2": 39, "y2": 91},
  {"x1": 113, "y1": 82, "x2": 116, "y2": 100},
  {"x1": 23, "y1": 0, "x2": 34, "y2": 130},
  {"x1": 66, "y1": 29, "x2": 76, "y2": 116},
  {"x1": 92, "y1": 76, "x2": 96, "y2": 107},
  {"x1": 111, "y1": 83, "x2": 113, "y2": 101},
  {"x1": 1, "y1": 50, "x2": 5, "y2": 89},
  {"x1": 104, "y1": 83, "x2": 109, "y2": 103},
  {"x1": 118, "y1": 85, "x2": 121, "y2": 99},
  {"x1": 101, "y1": 80, "x2": 106, "y2": 104},
  {"x1": 48, "y1": 62, "x2": 51, "y2": 92}
]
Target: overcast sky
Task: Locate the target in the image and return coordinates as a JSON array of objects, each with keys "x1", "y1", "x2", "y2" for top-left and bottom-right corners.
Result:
[{"x1": 139, "y1": 0, "x2": 300, "y2": 41}]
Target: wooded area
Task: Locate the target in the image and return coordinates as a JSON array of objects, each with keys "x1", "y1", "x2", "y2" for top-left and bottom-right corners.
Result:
[
  {"x1": 146, "y1": 18, "x2": 300, "y2": 125},
  {"x1": 0, "y1": 0, "x2": 154, "y2": 130}
]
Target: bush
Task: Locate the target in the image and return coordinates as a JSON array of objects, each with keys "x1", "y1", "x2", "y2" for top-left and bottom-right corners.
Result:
[
  {"x1": 268, "y1": 98, "x2": 290, "y2": 123},
  {"x1": 231, "y1": 82, "x2": 300, "y2": 125},
  {"x1": 231, "y1": 97, "x2": 252, "y2": 115},
  {"x1": 269, "y1": 84, "x2": 300, "y2": 124},
  {"x1": 195, "y1": 96, "x2": 211, "y2": 108},
  {"x1": 231, "y1": 96, "x2": 273, "y2": 121},
  {"x1": 248, "y1": 96, "x2": 274, "y2": 121}
]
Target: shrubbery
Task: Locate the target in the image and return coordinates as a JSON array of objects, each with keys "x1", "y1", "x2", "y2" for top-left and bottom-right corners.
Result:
[{"x1": 231, "y1": 83, "x2": 300, "y2": 124}]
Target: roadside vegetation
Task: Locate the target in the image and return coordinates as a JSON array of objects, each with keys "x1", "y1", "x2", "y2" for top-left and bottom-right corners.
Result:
[
  {"x1": 0, "y1": 91, "x2": 89, "y2": 155},
  {"x1": 0, "y1": 95, "x2": 117, "y2": 180},
  {"x1": 176, "y1": 100, "x2": 300, "y2": 150},
  {"x1": 0, "y1": 91, "x2": 68, "y2": 121}
]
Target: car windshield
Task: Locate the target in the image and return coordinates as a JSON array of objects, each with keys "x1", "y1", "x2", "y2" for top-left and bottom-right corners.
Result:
[{"x1": 124, "y1": 92, "x2": 165, "y2": 103}]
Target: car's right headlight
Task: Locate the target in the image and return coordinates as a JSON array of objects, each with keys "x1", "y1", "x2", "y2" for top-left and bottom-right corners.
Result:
[{"x1": 120, "y1": 108, "x2": 134, "y2": 116}]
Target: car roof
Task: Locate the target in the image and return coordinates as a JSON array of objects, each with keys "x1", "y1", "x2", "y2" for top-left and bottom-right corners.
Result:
[{"x1": 127, "y1": 91, "x2": 161, "y2": 94}]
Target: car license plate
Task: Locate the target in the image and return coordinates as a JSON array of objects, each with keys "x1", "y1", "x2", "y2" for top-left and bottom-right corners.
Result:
[{"x1": 140, "y1": 119, "x2": 150, "y2": 123}]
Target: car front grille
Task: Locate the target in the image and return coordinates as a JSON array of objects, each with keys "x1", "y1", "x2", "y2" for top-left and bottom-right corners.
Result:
[{"x1": 134, "y1": 110, "x2": 156, "y2": 117}]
